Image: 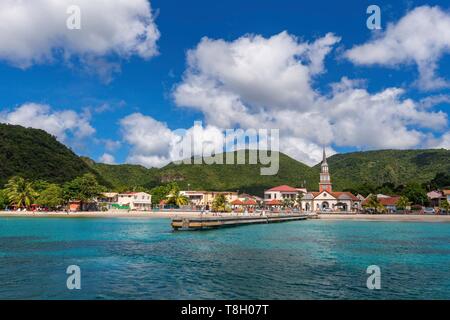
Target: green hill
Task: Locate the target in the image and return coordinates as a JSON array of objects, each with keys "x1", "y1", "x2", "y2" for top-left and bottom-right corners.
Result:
[
  {"x1": 1, "y1": 124, "x2": 449, "y2": 194},
  {"x1": 321, "y1": 149, "x2": 450, "y2": 191},
  {"x1": 81, "y1": 157, "x2": 159, "y2": 190},
  {"x1": 155, "y1": 151, "x2": 317, "y2": 195},
  {"x1": 0, "y1": 123, "x2": 107, "y2": 186}
]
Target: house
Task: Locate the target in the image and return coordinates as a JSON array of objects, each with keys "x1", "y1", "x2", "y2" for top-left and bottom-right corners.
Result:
[
  {"x1": 361, "y1": 194, "x2": 401, "y2": 213},
  {"x1": 97, "y1": 192, "x2": 119, "y2": 210},
  {"x1": 300, "y1": 148, "x2": 360, "y2": 212},
  {"x1": 264, "y1": 185, "x2": 300, "y2": 203},
  {"x1": 180, "y1": 191, "x2": 238, "y2": 207},
  {"x1": 117, "y1": 192, "x2": 152, "y2": 211},
  {"x1": 378, "y1": 196, "x2": 401, "y2": 213}
]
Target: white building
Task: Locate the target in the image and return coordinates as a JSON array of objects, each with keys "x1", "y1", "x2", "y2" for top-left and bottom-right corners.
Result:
[
  {"x1": 179, "y1": 191, "x2": 238, "y2": 207},
  {"x1": 117, "y1": 192, "x2": 152, "y2": 211},
  {"x1": 300, "y1": 148, "x2": 361, "y2": 213},
  {"x1": 264, "y1": 185, "x2": 300, "y2": 203}
]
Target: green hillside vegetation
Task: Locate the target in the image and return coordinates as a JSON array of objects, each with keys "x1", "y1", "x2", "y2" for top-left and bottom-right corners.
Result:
[
  {"x1": 1, "y1": 124, "x2": 449, "y2": 198},
  {"x1": 81, "y1": 157, "x2": 159, "y2": 191},
  {"x1": 156, "y1": 151, "x2": 317, "y2": 195},
  {"x1": 0, "y1": 124, "x2": 108, "y2": 187},
  {"x1": 322, "y1": 149, "x2": 450, "y2": 193}
]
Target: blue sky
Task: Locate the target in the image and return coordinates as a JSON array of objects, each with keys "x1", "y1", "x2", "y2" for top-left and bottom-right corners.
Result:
[{"x1": 0, "y1": 0, "x2": 449, "y2": 166}]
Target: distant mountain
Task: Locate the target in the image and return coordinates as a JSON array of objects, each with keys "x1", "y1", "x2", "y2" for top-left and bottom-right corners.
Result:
[
  {"x1": 322, "y1": 149, "x2": 450, "y2": 191},
  {"x1": 0, "y1": 123, "x2": 107, "y2": 186},
  {"x1": 81, "y1": 157, "x2": 159, "y2": 190},
  {"x1": 1, "y1": 124, "x2": 449, "y2": 194},
  {"x1": 156, "y1": 151, "x2": 317, "y2": 195}
]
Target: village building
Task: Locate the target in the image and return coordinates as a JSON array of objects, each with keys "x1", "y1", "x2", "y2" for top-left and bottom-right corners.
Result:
[
  {"x1": 264, "y1": 185, "x2": 300, "y2": 203},
  {"x1": 180, "y1": 190, "x2": 238, "y2": 207},
  {"x1": 300, "y1": 148, "x2": 361, "y2": 212},
  {"x1": 362, "y1": 194, "x2": 401, "y2": 213},
  {"x1": 117, "y1": 192, "x2": 152, "y2": 211}
]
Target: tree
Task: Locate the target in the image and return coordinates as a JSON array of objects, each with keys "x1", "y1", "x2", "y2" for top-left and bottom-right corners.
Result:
[
  {"x1": 63, "y1": 173, "x2": 103, "y2": 209},
  {"x1": 166, "y1": 183, "x2": 189, "y2": 207},
  {"x1": 401, "y1": 183, "x2": 429, "y2": 206},
  {"x1": 363, "y1": 194, "x2": 385, "y2": 213},
  {"x1": 430, "y1": 172, "x2": 450, "y2": 190},
  {"x1": 36, "y1": 184, "x2": 64, "y2": 210},
  {"x1": 151, "y1": 184, "x2": 174, "y2": 205},
  {"x1": 395, "y1": 196, "x2": 411, "y2": 210},
  {"x1": 0, "y1": 189, "x2": 9, "y2": 209},
  {"x1": 212, "y1": 194, "x2": 227, "y2": 212},
  {"x1": 5, "y1": 176, "x2": 37, "y2": 208},
  {"x1": 295, "y1": 193, "x2": 304, "y2": 208},
  {"x1": 440, "y1": 200, "x2": 450, "y2": 213},
  {"x1": 282, "y1": 198, "x2": 294, "y2": 208}
]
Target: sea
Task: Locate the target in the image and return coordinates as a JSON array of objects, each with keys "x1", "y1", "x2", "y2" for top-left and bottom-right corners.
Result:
[{"x1": 0, "y1": 217, "x2": 449, "y2": 299}]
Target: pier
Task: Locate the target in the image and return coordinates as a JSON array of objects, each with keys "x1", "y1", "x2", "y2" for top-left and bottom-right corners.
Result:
[{"x1": 171, "y1": 213, "x2": 316, "y2": 230}]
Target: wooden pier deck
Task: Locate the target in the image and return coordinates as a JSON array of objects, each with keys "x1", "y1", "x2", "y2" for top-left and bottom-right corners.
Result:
[{"x1": 171, "y1": 213, "x2": 316, "y2": 230}]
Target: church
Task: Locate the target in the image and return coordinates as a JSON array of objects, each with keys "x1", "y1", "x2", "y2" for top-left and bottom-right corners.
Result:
[{"x1": 301, "y1": 148, "x2": 361, "y2": 213}]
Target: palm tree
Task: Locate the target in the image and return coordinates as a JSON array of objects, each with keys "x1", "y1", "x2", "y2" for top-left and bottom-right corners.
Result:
[
  {"x1": 5, "y1": 176, "x2": 37, "y2": 209},
  {"x1": 363, "y1": 194, "x2": 385, "y2": 213},
  {"x1": 166, "y1": 185, "x2": 189, "y2": 207},
  {"x1": 396, "y1": 196, "x2": 411, "y2": 211}
]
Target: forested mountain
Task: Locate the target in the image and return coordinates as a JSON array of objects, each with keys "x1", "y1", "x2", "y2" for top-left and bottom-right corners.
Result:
[{"x1": 1, "y1": 124, "x2": 449, "y2": 195}]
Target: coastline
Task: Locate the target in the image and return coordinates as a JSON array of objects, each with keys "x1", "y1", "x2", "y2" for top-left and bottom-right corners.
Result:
[
  {"x1": 317, "y1": 213, "x2": 450, "y2": 222},
  {"x1": 0, "y1": 211, "x2": 450, "y2": 222}
]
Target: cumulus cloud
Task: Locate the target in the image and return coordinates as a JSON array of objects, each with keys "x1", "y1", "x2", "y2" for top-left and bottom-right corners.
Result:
[
  {"x1": 120, "y1": 113, "x2": 227, "y2": 168},
  {"x1": 0, "y1": 0, "x2": 160, "y2": 80},
  {"x1": 0, "y1": 103, "x2": 95, "y2": 142},
  {"x1": 172, "y1": 31, "x2": 448, "y2": 165},
  {"x1": 99, "y1": 153, "x2": 116, "y2": 165},
  {"x1": 345, "y1": 6, "x2": 450, "y2": 90}
]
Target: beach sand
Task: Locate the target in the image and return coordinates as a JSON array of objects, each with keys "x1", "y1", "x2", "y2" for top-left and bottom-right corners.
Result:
[{"x1": 0, "y1": 211, "x2": 449, "y2": 222}]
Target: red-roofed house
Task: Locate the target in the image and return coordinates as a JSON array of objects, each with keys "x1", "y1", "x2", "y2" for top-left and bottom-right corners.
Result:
[{"x1": 264, "y1": 185, "x2": 301, "y2": 204}]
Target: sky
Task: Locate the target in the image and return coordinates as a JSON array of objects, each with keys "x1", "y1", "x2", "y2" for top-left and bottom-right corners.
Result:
[{"x1": 0, "y1": 0, "x2": 449, "y2": 167}]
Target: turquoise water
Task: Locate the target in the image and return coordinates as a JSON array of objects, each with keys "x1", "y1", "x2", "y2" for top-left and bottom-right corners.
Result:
[{"x1": 0, "y1": 217, "x2": 449, "y2": 299}]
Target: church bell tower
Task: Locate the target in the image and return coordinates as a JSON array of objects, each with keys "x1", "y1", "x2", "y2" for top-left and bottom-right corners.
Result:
[{"x1": 319, "y1": 147, "x2": 332, "y2": 193}]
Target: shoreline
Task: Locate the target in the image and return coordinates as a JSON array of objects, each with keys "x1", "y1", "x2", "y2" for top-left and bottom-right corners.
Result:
[
  {"x1": 0, "y1": 211, "x2": 450, "y2": 222},
  {"x1": 317, "y1": 213, "x2": 450, "y2": 223}
]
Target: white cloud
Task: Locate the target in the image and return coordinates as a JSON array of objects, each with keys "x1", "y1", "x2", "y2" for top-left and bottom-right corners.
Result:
[
  {"x1": 0, "y1": 0, "x2": 160, "y2": 80},
  {"x1": 120, "y1": 113, "x2": 227, "y2": 168},
  {"x1": 173, "y1": 32, "x2": 448, "y2": 165},
  {"x1": 99, "y1": 153, "x2": 116, "y2": 165},
  {"x1": 345, "y1": 6, "x2": 450, "y2": 90},
  {"x1": 0, "y1": 103, "x2": 95, "y2": 142}
]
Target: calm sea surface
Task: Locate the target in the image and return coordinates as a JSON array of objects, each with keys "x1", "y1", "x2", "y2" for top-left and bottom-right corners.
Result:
[{"x1": 0, "y1": 217, "x2": 449, "y2": 299}]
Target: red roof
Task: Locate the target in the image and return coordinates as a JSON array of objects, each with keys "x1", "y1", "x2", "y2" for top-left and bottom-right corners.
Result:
[
  {"x1": 266, "y1": 199, "x2": 282, "y2": 205},
  {"x1": 379, "y1": 196, "x2": 401, "y2": 206},
  {"x1": 331, "y1": 192, "x2": 360, "y2": 201},
  {"x1": 266, "y1": 185, "x2": 298, "y2": 193},
  {"x1": 231, "y1": 199, "x2": 244, "y2": 205},
  {"x1": 242, "y1": 199, "x2": 257, "y2": 205},
  {"x1": 443, "y1": 190, "x2": 450, "y2": 196},
  {"x1": 362, "y1": 196, "x2": 400, "y2": 206}
]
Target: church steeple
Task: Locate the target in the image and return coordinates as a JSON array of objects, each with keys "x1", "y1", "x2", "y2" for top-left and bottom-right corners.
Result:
[{"x1": 319, "y1": 147, "x2": 332, "y2": 193}]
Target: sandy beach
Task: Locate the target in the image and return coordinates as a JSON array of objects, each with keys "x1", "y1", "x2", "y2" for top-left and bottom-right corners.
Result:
[{"x1": 0, "y1": 211, "x2": 450, "y2": 222}]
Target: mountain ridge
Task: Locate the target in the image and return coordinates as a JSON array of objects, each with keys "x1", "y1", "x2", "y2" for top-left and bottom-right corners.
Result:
[{"x1": 1, "y1": 124, "x2": 449, "y2": 195}]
